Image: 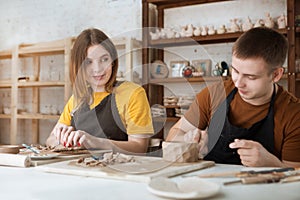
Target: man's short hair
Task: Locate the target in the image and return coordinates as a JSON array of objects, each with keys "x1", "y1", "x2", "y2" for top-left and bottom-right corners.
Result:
[{"x1": 232, "y1": 27, "x2": 288, "y2": 70}]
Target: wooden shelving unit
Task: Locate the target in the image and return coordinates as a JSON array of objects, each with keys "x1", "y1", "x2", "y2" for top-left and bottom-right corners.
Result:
[
  {"x1": 286, "y1": 0, "x2": 300, "y2": 97},
  {"x1": 8, "y1": 37, "x2": 73, "y2": 144},
  {"x1": 142, "y1": 0, "x2": 300, "y2": 104},
  {"x1": 0, "y1": 49, "x2": 12, "y2": 59},
  {"x1": 142, "y1": 0, "x2": 300, "y2": 141},
  {"x1": 113, "y1": 37, "x2": 142, "y2": 81}
]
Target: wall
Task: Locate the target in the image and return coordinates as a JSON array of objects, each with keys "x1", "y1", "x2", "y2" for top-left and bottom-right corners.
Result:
[
  {"x1": 0, "y1": 0, "x2": 141, "y2": 50},
  {"x1": 0, "y1": 0, "x2": 287, "y2": 143}
]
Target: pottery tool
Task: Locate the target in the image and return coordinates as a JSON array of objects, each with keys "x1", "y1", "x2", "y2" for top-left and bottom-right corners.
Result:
[
  {"x1": 223, "y1": 168, "x2": 300, "y2": 185},
  {"x1": 280, "y1": 175, "x2": 300, "y2": 183},
  {"x1": 197, "y1": 167, "x2": 296, "y2": 178},
  {"x1": 0, "y1": 153, "x2": 31, "y2": 167},
  {"x1": 22, "y1": 143, "x2": 40, "y2": 154}
]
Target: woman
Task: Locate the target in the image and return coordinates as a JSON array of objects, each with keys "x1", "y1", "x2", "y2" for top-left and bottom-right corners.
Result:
[{"x1": 46, "y1": 28, "x2": 154, "y2": 154}]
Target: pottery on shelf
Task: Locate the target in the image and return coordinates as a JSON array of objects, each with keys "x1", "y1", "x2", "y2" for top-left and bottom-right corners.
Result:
[
  {"x1": 185, "y1": 24, "x2": 194, "y2": 37},
  {"x1": 182, "y1": 66, "x2": 195, "y2": 78},
  {"x1": 165, "y1": 28, "x2": 176, "y2": 39},
  {"x1": 159, "y1": 28, "x2": 167, "y2": 39},
  {"x1": 193, "y1": 26, "x2": 201, "y2": 36},
  {"x1": 174, "y1": 32, "x2": 181, "y2": 38},
  {"x1": 149, "y1": 30, "x2": 160, "y2": 40},
  {"x1": 207, "y1": 25, "x2": 216, "y2": 35},
  {"x1": 242, "y1": 16, "x2": 253, "y2": 32},
  {"x1": 254, "y1": 19, "x2": 264, "y2": 28},
  {"x1": 216, "y1": 25, "x2": 226, "y2": 34},
  {"x1": 228, "y1": 18, "x2": 240, "y2": 33},
  {"x1": 264, "y1": 12, "x2": 275, "y2": 28},
  {"x1": 201, "y1": 26, "x2": 208, "y2": 36},
  {"x1": 277, "y1": 13, "x2": 287, "y2": 29}
]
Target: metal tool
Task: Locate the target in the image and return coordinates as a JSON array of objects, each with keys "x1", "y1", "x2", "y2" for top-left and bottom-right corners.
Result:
[
  {"x1": 89, "y1": 149, "x2": 113, "y2": 160},
  {"x1": 22, "y1": 144, "x2": 40, "y2": 154}
]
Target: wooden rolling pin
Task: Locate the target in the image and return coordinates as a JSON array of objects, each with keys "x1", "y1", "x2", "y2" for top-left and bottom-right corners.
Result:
[{"x1": 0, "y1": 153, "x2": 31, "y2": 167}]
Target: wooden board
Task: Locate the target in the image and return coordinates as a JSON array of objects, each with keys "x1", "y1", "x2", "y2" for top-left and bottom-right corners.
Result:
[
  {"x1": 37, "y1": 156, "x2": 214, "y2": 183},
  {"x1": 19, "y1": 149, "x2": 112, "y2": 167},
  {"x1": 30, "y1": 154, "x2": 91, "y2": 167}
]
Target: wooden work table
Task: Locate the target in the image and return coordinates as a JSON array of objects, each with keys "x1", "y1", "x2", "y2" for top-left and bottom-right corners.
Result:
[{"x1": 0, "y1": 161, "x2": 299, "y2": 200}]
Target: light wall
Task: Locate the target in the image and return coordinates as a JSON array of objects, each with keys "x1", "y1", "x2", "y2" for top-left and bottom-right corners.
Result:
[{"x1": 0, "y1": 0, "x2": 141, "y2": 50}]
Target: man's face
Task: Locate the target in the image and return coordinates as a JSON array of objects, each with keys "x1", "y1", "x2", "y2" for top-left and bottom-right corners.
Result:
[{"x1": 231, "y1": 55, "x2": 274, "y2": 105}]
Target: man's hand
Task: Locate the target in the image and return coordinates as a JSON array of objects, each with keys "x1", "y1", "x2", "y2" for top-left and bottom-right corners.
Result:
[
  {"x1": 184, "y1": 129, "x2": 208, "y2": 159},
  {"x1": 229, "y1": 139, "x2": 282, "y2": 167}
]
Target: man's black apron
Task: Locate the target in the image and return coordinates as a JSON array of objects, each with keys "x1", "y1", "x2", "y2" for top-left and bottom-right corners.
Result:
[
  {"x1": 71, "y1": 92, "x2": 128, "y2": 141},
  {"x1": 204, "y1": 85, "x2": 276, "y2": 164}
]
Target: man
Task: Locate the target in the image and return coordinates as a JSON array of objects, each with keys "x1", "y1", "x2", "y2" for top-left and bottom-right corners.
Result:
[{"x1": 166, "y1": 27, "x2": 300, "y2": 167}]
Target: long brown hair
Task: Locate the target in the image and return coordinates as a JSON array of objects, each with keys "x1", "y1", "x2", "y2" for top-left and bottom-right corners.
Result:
[{"x1": 70, "y1": 28, "x2": 119, "y2": 110}]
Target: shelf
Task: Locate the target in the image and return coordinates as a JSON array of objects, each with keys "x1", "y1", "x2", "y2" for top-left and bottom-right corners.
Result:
[
  {"x1": 150, "y1": 73, "x2": 297, "y2": 84},
  {"x1": 282, "y1": 72, "x2": 300, "y2": 80},
  {"x1": 4, "y1": 37, "x2": 74, "y2": 144},
  {"x1": 164, "y1": 105, "x2": 180, "y2": 108},
  {"x1": 295, "y1": 73, "x2": 300, "y2": 81},
  {"x1": 149, "y1": 29, "x2": 288, "y2": 48},
  {"x1": 153, "y1": 116, "x2": 180, "y2": 122},
  {"x1": 0, "y1": 114, "x2": 11, "y2": 119},
  {"x1": 0, "y1": 80, "x2": 12, "y2": 88},
  {"x1": 166, "y1": 117, "x2": 180, "y2": 122},
  {"x1": 16, "y1": 113, "x2": 60, "y2": 120},
  {"x1": 17, "y1": 81, "x2": 65, "y2": 87},
  {"x1": 0, "y1": 49, "x2": 12, "y2": 59},
  {"x1": 146, "y1": 0, "x2": 231, "y2": 9},
  {"x1": 113, "y1": 37, "x2": 141, "y2": 49},
  {"x1": 18, "y1": 37, "x2": 74, "y2": 57},
  {"x1": 150, "y1": 32, "x2": 241, "y2": 47},
  {"x1": 149, "y1": 76, "x2": 228, "y2": 83}
]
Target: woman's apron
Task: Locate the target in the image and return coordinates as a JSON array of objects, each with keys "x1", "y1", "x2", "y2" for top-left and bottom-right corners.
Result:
[{"x1": 71, "y1": 92, "x2": 128, "y2": 141}]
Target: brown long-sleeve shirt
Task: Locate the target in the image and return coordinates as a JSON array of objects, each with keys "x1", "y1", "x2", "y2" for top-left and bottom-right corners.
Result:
[{"x1": 185, "y1": 80, "x2": 300, "y2": 162}]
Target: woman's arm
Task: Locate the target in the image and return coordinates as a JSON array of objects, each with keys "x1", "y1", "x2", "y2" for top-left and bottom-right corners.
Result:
[{"x1": 62, "y1": 130, "x2": 150, "y2": 154}]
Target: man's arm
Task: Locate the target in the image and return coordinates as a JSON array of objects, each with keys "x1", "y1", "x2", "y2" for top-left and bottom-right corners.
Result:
[
  {"x1": 166, "y1": 117, "x2": 209, "y2": 159},
  {"x1": 166, "y1": 117, "x2": 198, "y2": 141}
]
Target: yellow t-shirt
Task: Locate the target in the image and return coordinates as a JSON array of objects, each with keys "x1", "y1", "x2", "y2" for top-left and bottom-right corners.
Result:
[{"x1": 59, "y1": 81, "x2": 154, "y2": 136}]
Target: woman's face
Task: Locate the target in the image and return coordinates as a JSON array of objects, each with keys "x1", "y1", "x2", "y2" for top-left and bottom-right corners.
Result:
[{"x1": 84, "y1": 44, "x2": 113, "y2": 92}]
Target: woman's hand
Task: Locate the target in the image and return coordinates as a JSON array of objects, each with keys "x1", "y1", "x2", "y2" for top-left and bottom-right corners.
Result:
[
  {"x1": 64, "y1": 130, "x2": 88, "y2": 147},
  {"x1": 49, "y1": 124, "x2": 150, "y2": 153},
  {"x1": 46, "y1": 123, "x2": 74, "y2": 147},
  {"x1": 52, "y1": 123, "x2": 75, "y2": 146}
]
